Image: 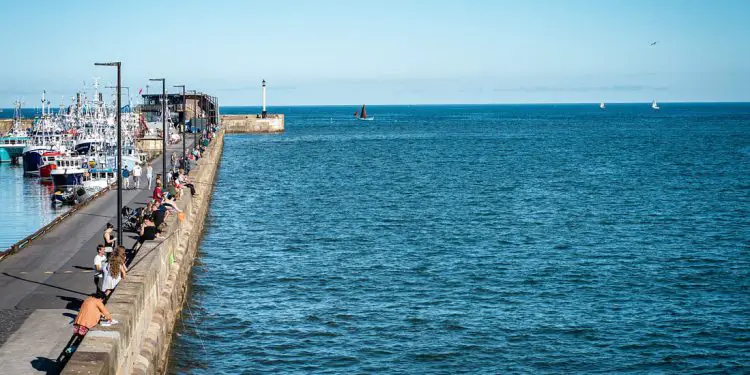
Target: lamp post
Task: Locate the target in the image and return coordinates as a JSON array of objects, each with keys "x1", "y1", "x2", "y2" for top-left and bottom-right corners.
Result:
[
  {"x1": 95, "y1": 61, "x2": 123, "y2": 246},
  {"x1": 173, "y1": 85, "x2": 186, "y2": 169},
  {"x1": 195, "y1": 94, "x2": 199, "y2": 146},
  {"x1": 149, "y1": 78, "x2": 166, "y2": 180}
]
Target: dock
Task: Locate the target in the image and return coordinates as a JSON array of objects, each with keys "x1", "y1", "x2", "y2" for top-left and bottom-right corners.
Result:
[
  {"x1": 221, "y1": 113, "x2": 285, "y2": 133},
  {"x1": 0, "y1": 129, "x2": 224, "y2": 374}
]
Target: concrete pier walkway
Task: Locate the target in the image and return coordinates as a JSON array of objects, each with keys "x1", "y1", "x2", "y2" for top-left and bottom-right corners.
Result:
[{"x1": 0, "y1": 139, "x2": 193, "y2": 374}]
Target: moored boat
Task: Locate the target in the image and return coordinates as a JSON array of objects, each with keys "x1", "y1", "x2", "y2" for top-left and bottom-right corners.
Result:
[
  {"x1": 38, "y1": 151, "x2": 65, "y2": 178},
  {"x1": 0, "y1": 101, "x2": 30, "y2": 163},
  {"x1": 49, "y1": 154, "x2": 88, "y2": 188}
]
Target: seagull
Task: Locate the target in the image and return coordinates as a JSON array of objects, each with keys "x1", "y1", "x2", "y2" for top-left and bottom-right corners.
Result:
[{"x1": 650, "y1": 41, "x2": 658, "y2": 46}]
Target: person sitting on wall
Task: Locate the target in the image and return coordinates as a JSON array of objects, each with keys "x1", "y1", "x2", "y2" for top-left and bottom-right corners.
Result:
[
  {"x1": 166, "y1": 179, "x2": 180, "y2": 200},
  {"x1": 140, "y1": 217, "x2": 161, "y2": 240},
  {"x1": 177, "y1": 168, "x2": 197, "y2": 197},
  {"x1": 152, "y1": 202, "x2": 167, "y2": 230},
  {"x1": 59, "y1": 292, "x2": 117, "y2": 358}
]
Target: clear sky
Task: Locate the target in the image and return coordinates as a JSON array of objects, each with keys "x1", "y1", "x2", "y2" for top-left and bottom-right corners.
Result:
[{"x1": 0, "y1": 0, "x2": 748, "y2": 106}]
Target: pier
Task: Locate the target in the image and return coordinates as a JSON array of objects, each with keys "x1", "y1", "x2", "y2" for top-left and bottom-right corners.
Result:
[
  {"x1": 0, "y1": 127, "x2": 224, "y2": 374},
  {"x1": 221, "y1": 113, "x2": 285, "y2": 133}
]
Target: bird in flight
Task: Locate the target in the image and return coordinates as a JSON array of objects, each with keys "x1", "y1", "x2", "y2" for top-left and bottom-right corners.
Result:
[{"x1": 650, "y1": 41, "x2": 658, "y2": 46}]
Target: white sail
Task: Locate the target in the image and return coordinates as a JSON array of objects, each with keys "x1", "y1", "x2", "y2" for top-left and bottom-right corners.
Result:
[{"x1": 651, "y1": 100, "x2": 660, "y2": 110}]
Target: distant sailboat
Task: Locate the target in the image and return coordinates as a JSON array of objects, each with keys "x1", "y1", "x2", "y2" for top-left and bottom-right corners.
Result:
[
  {"x1": 651, "y1": 100, "x2": 660, "y2": 110},
  {"x1": 599, "y1": 102, "x2": 606, "y2": 110},
  {"x1": 355, "y1": 104, "x2": 374, "y2": 121}
]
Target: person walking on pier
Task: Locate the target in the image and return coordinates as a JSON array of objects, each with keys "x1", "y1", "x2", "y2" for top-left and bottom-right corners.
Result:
[
  {"x1": 146, "y1": 164, "x2": 153, "y2": 189},
  {"x1": 122, "y1": 166, "x2": 131, "y2": 190},
  {"x1": 94, "y1": 244, "x2": 107, "y2": 293},
  {"x1": 133, "y1": 163, "x2": 142, "y2": 189}
]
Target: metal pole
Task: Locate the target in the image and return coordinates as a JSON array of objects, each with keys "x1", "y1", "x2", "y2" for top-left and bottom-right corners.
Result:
[
  {"x1": 195, "y1": 95, "x2": 198, "y2": 146},
  {"x1": 95, "y1": 61, "x2": 123, "y2": 246},
  {"x1": 182, "y1": 87, "x2": 185, "y2": 168},
  {"x1": 174, "y1": 85, "x2": 185, "y2": 170},
  {"x1": 116, "y1": 64, "x2": 122, "y2": 246},
  {"x1": 162, "y1": 80, "x2": 166, "y2": 179}
]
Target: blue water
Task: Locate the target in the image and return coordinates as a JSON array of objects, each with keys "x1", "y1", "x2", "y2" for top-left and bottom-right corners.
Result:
[
  {"x1": 170, "y1": 104, "x2": 750, "y2": 374},
  {"x1": 0, "y1": 108, "x2": 72, "y2": 249},
  {"x1": 0, "y1": 165, "x2": 70, "y2": 249}
]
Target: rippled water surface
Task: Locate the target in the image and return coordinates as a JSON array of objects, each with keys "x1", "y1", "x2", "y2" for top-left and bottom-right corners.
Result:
[
  {"x1": 169, "y1": 104, "x2": 750, "y2": 374},
  {"x1": 0, "y1": 164, "x2": 70, "y2": 249}
]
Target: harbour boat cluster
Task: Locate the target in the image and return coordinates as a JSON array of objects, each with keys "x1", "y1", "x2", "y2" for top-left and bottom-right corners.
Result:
[{"x1": 1, "y1": 81, "x2": 151, "y2": 206}]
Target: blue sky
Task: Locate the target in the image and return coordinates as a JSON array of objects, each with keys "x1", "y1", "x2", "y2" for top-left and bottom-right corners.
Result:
[{"x1": 0, "y1": 0, "x2": 748, "y2": 106}]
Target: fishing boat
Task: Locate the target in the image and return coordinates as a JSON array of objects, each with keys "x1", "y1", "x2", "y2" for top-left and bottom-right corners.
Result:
[
  {"x1": 0, "y1": 135, "x2": 28, "y2": 163},
  {"x1": 599, "y1": 102, "x2": 606, "y2": 110},
  {"x1": 38, "y1": 150, "x2": 65, "y2": 178},
  {"x1": 651, "y1": 100, "x2": 660, "y2": 110},
  {"x1": 49, "y1": 154, "x2": 88, "y2": 188},
  {"x1": 0, "y1": 102, "x2": 30, "y2": 163},
  {"x1": 74, "y1": 135, "x2": 106, "y2": 155},
  {"x1": 83, "y1": 168, "x2": 116, "y2": 191},
  {"x1": 354, "y1": 104, "x2": 374, "y2": 121}
]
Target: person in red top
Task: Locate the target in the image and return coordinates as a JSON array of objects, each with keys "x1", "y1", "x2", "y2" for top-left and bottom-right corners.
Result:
[{"x1": 152, "y1": 181, "x2": 163, "y2": 202}]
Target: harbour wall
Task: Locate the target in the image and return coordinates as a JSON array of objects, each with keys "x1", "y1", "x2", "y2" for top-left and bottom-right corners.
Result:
[
  {"x1": 222, "y1": 114, "x2": 284, "y2": 133},
  {"x1": 62, "y1": 129, "x2": 226, "y2": 375},
  {"x1": 0, "y1": 119, "x2": 33, "y2": 134}
]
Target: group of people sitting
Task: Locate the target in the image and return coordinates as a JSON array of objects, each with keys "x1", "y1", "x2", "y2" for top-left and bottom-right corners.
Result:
[
  {"x1": 128, "y1": 166, "x2": 198, "y2": 250},
  {"x1": 62, "y1": 129, "x2": 219, "y2": 359}
]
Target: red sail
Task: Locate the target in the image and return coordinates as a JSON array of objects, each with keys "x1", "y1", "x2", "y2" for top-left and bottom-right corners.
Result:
[{"x1": 360, "y1": 104, "x2": 367, "y2": 119}]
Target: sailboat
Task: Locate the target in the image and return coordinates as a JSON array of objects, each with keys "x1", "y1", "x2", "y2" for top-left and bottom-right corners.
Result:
[
  {"x1": 599, "y1": 102, "x2": 606, "y2": 110},
  {"x1": 651, "y1": 100, "x2": 660, "y2": 110},
  {"x1": 354, "y1": 104, "x2": 374, "y2": 121}
]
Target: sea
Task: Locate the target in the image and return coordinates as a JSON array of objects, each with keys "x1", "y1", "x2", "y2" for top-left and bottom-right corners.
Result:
[
  {"x1": 3, "y1": 104, "x2": 749, "y2": 372},
  {"x1": 166, "y1": 103, "x2": 750, "y2": 374}
]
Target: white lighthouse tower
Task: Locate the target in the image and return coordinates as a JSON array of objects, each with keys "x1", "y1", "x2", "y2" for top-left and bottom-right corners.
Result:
[{"x1": 261, "y1": 79, "x2": 267, "y2": 119}]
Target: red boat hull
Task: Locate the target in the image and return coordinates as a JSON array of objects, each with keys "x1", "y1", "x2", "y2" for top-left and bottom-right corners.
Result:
[{"x1": 40, "y1": 163, "x2": 57, "y2": 178}]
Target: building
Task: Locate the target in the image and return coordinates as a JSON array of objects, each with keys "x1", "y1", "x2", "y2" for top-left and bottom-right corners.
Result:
[{"x1": 139, "y1": 92, "x2": 219, "y2": 132}]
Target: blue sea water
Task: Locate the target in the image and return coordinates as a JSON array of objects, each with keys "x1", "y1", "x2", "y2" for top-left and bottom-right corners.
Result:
[{"x1": 168, "y1": 103, "x2": 748, "y2": 373}]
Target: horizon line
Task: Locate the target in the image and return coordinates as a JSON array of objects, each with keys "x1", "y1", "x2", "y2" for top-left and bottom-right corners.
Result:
[
  {"x1": 3, "y1": 100, "x2": 749, "y2": 110},
  {"x1": 219, "y1": 101, "x2": 750, "y2": 107}
]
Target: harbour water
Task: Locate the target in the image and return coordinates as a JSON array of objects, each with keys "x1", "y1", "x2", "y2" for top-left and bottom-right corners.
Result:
[
  {"x1": 0, "y1": 108, "x2": 70, "y2": 251},
  {"x1": 169, "y1": 104, "x2": 750, "y2": 373},
  {"x1": 0, "y1": 108, "x2": 71, "y2": 249},
  {"x1": 0, "y1": 164, "x2": 70, "y2": 249}
]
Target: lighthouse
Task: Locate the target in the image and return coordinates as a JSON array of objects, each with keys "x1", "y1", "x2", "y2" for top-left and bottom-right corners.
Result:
[{"x1": 261, "y1": 79, "x2": 267, "y2": 119}]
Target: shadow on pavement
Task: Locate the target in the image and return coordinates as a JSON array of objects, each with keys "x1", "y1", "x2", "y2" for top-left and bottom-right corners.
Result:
[
  {"x1": 31, "y1": 356, "x2": 60, "y2": 374},
  {"x1": 1, "y1": 273, "x2": 88, "y2": 297},
  {"x1": 56, "y1": 296, "x2": 83, "y2": 311}
]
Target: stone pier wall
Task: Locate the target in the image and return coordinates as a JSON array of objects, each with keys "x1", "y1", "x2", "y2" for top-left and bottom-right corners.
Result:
[
  {"x1": 222, "y1": 114, "x2": 284, "y2": 133},
  {"x1": 62, "y1": 129, "x2": 226, "y2": 375},
  {"x1": 0, "y1": 119, "x2": 33, "y2": 134}
]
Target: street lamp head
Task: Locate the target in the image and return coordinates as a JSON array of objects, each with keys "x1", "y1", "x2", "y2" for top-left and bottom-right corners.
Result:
[
  {"x1": 173, "y1": 85, "x2": 185, "y2": 88},
  {"x1": 94, "y1": 62, "x2": 120, "y2": 67},
  {"x1": 149, "y1": 78, "x2": 165, "y2": 82}
]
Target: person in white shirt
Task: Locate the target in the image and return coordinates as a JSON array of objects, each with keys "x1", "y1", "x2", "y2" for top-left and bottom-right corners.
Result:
[
  {"x1": 133, "y1": 163, "x2": 142, "y2": 189},
  {"x1": 93, "y1": 244, "x2": 107, "y2": 293},
  {"x1": 146, "y1": 165, "x2": 153, "y2": 189}
]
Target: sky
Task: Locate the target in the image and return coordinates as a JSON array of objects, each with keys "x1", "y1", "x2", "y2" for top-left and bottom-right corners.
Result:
[{"x1": 0, "y1": 0, "x2": 748, "y2": 106}]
